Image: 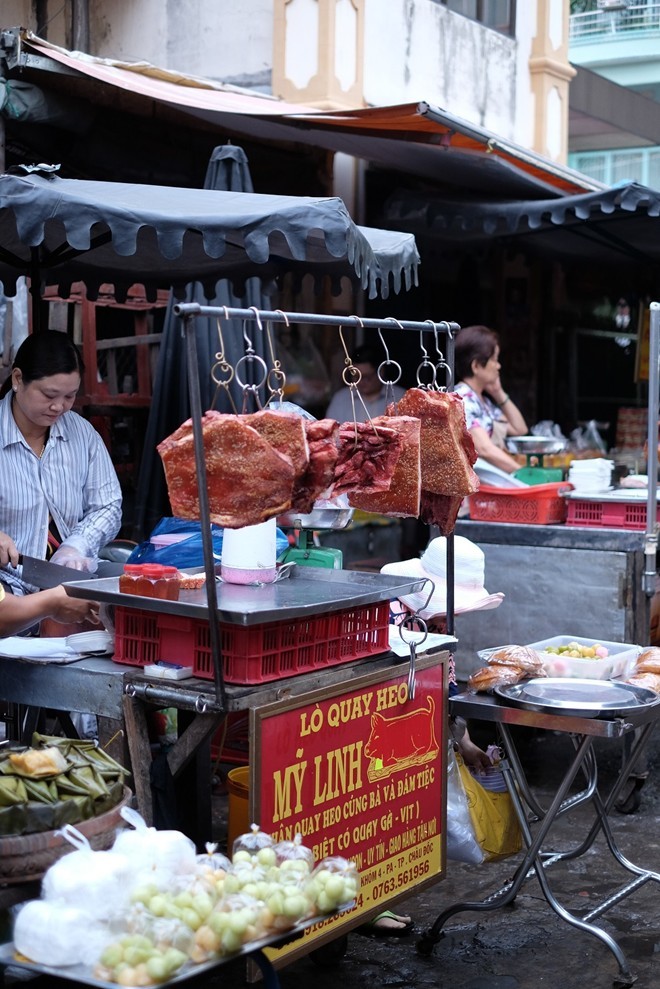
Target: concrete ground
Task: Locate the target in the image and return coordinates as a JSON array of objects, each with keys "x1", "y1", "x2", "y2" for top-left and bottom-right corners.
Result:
[
  {"x1": 3, "y1": 723, "x2": 660, "y2": 989},
  {"x1": 274, "y1": 726, "x2": 660, "y2": 989}
]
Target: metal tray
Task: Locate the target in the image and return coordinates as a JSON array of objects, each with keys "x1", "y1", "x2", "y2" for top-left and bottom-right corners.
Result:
[
  {"x1": 63, "y1": 567, "x2": 427, "y2": 626},
  {"x1": 506, "y1": 436, "x2": 567, "y2": 456},
  {"x1": 495, "y1": 678, "x2": 660, "y2": 718},
  {"x1": 277, "y1": 507, "x2": 354, "y2": 529},
  {"x1": 0, "y1": 910, "x2": 344, "y2": 987}
]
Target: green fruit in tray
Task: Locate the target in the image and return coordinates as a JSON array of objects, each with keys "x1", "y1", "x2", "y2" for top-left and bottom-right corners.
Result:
[{"x1": 544, "y1": 642, "x2": 609, "y2": 659}]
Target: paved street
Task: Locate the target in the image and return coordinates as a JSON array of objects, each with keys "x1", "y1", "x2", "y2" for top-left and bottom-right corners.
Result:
[
  {"x1": 4, "y1": 725, "x2": 659, "y2": 989},
  {"x1": 275, "y1": 726, "x2": 660, "y2": 989}
]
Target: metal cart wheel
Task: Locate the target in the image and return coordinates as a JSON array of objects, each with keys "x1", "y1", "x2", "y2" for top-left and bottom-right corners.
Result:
[{"x1": 309, "y1": 935, "x2": 349, "y2": 967}]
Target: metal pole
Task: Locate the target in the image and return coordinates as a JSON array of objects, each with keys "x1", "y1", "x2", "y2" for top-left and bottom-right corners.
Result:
[
  {"x1": 173, "y1": 303, "x2": 459, "y2": 337},
  {"x1": 643, "y1": 302, "x2": 660, "y2": 597},
  {"x1": 445, "y1": 323, "x2": 459, "y2": 638},
  {"x1": 183, "y1": 314, "x2": 227, "y2": 708}
]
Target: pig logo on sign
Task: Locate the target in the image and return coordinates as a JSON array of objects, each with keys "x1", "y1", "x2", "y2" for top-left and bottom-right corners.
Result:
[{"x1": 364, "y1": 695, "x2": 439, "y2": 781}]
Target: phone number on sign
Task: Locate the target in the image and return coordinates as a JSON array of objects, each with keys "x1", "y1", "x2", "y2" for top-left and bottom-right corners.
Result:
[{"x1": 371, "y1": 861, "x2": 431, "y2": 900}]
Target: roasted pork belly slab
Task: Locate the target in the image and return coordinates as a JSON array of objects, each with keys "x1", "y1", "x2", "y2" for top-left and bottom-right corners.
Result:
[
  {"x1": 157, "y1": 411, "x2": 295, "y2": 528},
  {"x1": 348, "y1": 416, "x2": 421, "y2": 517},
  {"x1": 331, "y1": 419, "x2": 403, "y2": 497},
  {"x1": 291, "y1": 418, "x2": 340, "y2": 513},
  {"x1": 392, "y1": 388, "x2": 478, "y2": 497}
]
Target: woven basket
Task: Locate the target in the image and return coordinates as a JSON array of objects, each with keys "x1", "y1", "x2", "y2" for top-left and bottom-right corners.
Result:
[{"x1": 0, "y1": 786, "x2": 132, "y2": 885}]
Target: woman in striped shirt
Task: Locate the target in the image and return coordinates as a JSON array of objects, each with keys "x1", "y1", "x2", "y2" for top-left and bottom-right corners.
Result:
[{"x1": 0, "y1": 331, "x2": 122, "y2": 597}]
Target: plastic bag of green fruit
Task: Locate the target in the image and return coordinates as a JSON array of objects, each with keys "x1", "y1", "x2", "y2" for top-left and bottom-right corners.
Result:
[{"x1": 305, "y1": 856, "x2": 360, "y2": 916}]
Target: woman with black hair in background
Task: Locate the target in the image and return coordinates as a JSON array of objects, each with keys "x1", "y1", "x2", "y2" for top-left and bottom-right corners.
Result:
[
  {"x1": 454, "y1": 324, "x2": 527, "y2": 475},
  {"x1": 0, "y1": 331, "x2": 122, "y2": 598}
]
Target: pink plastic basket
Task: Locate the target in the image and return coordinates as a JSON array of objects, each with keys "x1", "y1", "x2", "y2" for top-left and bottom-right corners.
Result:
[{"x1": 565, "y1": 498, "x2": 660, "y2": 530}]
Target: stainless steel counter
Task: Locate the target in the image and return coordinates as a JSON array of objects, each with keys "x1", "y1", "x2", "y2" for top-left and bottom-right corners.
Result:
[{"x1": 453, "y1": 520, "x2": 654, "y2": 678}]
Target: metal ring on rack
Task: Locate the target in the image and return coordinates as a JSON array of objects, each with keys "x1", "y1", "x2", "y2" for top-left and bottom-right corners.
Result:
[
  {"x1": 235, "y1": 352, "x2": 268, "y2": 390},
  {"x1": 196, "y1": 695, "x2": 209, "y2": 714},
  {"x1": 416, "y1": 357, "x2": 437, "y2": 389},
  {"x1": 399, "y1": 612, "x2": 429, "y2": 648}
]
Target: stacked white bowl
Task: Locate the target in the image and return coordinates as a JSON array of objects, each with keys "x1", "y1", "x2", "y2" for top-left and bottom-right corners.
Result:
[{"x1": 567, "y1": 458, "x2": 614, "y2": 493}]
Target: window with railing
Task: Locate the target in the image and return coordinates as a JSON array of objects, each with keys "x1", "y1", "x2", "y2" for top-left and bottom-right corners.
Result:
[
  {"x1": 570, "y1": 3, "x2": 660, "y2": 42},
  {"x1": 435, "y1": 1, "x2": 516, "y2": 36},
  {"x1": 569, "y1": 145, "x2": 660, "y2": 187}
]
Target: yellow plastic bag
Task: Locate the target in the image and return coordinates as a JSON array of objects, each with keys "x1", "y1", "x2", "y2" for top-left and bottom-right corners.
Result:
[{"x1": 456, "y1": 754, "x2": 522, "y2": 861}]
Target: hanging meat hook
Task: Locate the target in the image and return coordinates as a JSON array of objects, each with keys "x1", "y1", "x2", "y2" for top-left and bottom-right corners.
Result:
[
  {"x1": 210, "y1": 314, "x2": 237, "y2": 412},
  {"x1": 264, "y1": 310, "x2": 289, "y2": 405},
  {"x1": 398, "y1": 599, "x2": 432, "y2": 702},
  {"x1": 236, "y1": 312, "x2": 268, "y2": 413},
  {"x1": 338, "y1": 319, "x2": 376, "y2": 438},
  {"x1": 427, "y1": 319, "x2": 453, "y2": 392},
  {"x1": 378, "y1": 318, "x2": 404, "y2": 409},
  {"x1": 416, "y1": 328, "x2": 437, "y2": 390}
]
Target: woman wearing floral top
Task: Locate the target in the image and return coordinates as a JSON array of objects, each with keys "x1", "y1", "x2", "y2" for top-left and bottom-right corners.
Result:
[{"x1": 454, "y1": 324, "x2": 528, "y2": 474}]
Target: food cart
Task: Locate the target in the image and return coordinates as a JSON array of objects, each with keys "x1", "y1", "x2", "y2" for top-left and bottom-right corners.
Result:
[
  {"x1": 52, "y1": 303, "x2": 462, "y2": 963},
  {"x1": 0, "y1": 170, "x2": 460, "y2": 980}
]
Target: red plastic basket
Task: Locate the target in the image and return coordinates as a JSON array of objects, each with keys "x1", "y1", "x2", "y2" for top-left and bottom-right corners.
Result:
[
  {"x1": 566, "y1": 498, "x2": 660, "y2": 530},
  {"x1": 112, "y1": 601, "x2": 391, "y2": 685},
  {"x1": 468, "y1": 482, "x2": 571, "y2": 525}
]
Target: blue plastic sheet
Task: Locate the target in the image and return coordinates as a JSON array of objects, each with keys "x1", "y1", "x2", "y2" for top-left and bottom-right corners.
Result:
[{"x1": 127, "y1": 517, "x2": 289, "y2": 568}]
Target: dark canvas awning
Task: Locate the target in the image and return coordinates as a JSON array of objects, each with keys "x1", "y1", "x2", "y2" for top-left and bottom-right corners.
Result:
[
  {"x1": 0, "y1": 171, "x2": 420, "y2": 301},
  {"x1": 382, "y1": 181, "x2": 660, "y2": 266}
]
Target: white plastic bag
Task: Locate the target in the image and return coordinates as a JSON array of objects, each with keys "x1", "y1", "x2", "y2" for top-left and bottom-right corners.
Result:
[
  {"x1": 41, "y1": 824, "x2": 131, "y2": 920},
  {"x1": 446, "y1": 744, "x2": 485, "y2": 865},
  {"x1": 14, "y1": 899, "x2": 109, "y2": 966},
  {"x1": 112, "y1": 806, "x2": 198, "y2": 888}
]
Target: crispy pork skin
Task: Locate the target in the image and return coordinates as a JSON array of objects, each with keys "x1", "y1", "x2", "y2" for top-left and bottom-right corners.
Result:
[
  {"x1": 157, "y1": 411, "x2": 295, "y2": 528},
  {"x1": 392, "y1": 389, "x2": 478, "y2": 497},
  {"x1": 349, "y1": 416, "x2": 421, "y2": 517}
]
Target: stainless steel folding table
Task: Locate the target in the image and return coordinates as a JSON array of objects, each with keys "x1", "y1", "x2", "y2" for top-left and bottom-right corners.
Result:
[{"x1": 417, "y1": 687, "x2": 660, "y2": 988}]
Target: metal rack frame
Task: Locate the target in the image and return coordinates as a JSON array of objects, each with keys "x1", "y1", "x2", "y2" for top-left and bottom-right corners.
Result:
[
  {"x1": 173, "y1": 303, "x2": 460, "y2": 706},
  {"x1": 643, "y1": 301, "x2": 660, "y2": 599}
]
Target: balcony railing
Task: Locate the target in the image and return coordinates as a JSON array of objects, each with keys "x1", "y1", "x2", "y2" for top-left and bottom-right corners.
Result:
[{"x1": 570, "y1": 3, "x2": 660, "y2": 41}]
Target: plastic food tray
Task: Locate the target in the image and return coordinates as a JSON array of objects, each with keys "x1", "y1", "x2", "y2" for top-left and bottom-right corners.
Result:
[
  {"x1": 112, "y1": 601, "x2": 391, "y2": 684},
  {"x1": 468, "y1": 482, "x2": 571, "y2": 525},
  {"x1": 478, "y1": 635, "x2": 641, "y2": 680},
  {"x1": 527, "y1": 635, "x2": 641, "y2": 680}
]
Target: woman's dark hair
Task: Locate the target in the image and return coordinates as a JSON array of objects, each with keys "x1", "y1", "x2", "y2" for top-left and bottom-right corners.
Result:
[
  {"x1": 454, "y1": 325, "x2": 500, "y2": 382},
  {"x1": 0, "y1": 331, "x2": 84, "y2": 398}
]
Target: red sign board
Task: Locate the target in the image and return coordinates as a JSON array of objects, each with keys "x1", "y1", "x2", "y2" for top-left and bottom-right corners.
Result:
[{"x1": 251, "y1": 653, "x2": 447, "y2": 963}]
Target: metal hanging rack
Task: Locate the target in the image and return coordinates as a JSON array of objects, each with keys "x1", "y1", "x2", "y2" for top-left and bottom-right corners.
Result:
[{"x1": 173, "y1": 302, "x2": 460, "y2": 706}]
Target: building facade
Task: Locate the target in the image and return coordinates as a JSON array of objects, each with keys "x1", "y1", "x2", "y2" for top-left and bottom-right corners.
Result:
[
  {"x1": 4, "y1": 1, "x2": 575, "y2": 164},
  {"x1": 569, "y1": 0, "x2": 660, "y2": 185}
]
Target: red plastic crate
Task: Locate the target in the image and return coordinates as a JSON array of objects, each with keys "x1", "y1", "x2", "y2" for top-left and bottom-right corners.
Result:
[
  {"x1": 112, "y1": 601, "x2": 391, "y2": 685},
  {"x1": 566, "y1": 498, "x2": 660, "y2": 530},
  {"x1": 468, "y1": 482, "x2": 571, "y2": 525}
]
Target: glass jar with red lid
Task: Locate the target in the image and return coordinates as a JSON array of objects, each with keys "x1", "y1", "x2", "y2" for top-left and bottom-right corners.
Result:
[{"x1": 120, "y1": 563, "x2": 180, "y2": 600}]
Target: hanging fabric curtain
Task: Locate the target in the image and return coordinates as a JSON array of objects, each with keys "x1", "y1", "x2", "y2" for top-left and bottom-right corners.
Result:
[{"x1": 133, "y1": 145, "x2": 271, "y2": 536}]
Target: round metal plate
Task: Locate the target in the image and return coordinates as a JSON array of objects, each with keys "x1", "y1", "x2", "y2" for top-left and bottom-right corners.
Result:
[
  {"x1": 495, "y1": 677, "x2": 660, "y2": 718},
  {"x1": 506, "y1": 436, "x2": 567, "y2": 455},
  {"x1": 277, "y1": 508, "x2": 354, "y2": 530}
]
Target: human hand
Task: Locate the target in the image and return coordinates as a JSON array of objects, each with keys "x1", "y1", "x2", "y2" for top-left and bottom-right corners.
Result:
[
  {"x1": 456, "y1": 735, "x2": 492, "y2": 772},
  {"x1": 45, "y1": 586, "x2": 101, "y2": 625},
  {"x1": 485, "y1": 375, "x2": 507, "y2": 407},
  {"x1": 50, "y1": 546, "x2": 99, "y2": 573},
  {"x1": 0, "y1": 531, "x2": 19, "y2": 568}
]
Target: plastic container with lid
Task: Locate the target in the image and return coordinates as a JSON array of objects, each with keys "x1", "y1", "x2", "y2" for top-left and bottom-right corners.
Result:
[{"x1": 119, "y1": 563, "x2": 181, "y2": 600}]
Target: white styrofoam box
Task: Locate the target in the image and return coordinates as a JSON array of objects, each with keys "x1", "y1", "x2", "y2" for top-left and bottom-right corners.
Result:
[{"x1": 526, "y1": 635, "x2": 641, "y2": 680}]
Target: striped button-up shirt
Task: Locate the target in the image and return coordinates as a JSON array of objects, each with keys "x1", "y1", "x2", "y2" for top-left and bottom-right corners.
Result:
[{"x1": 0, "y1": 392, "x2": 122, "y2": 593}]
